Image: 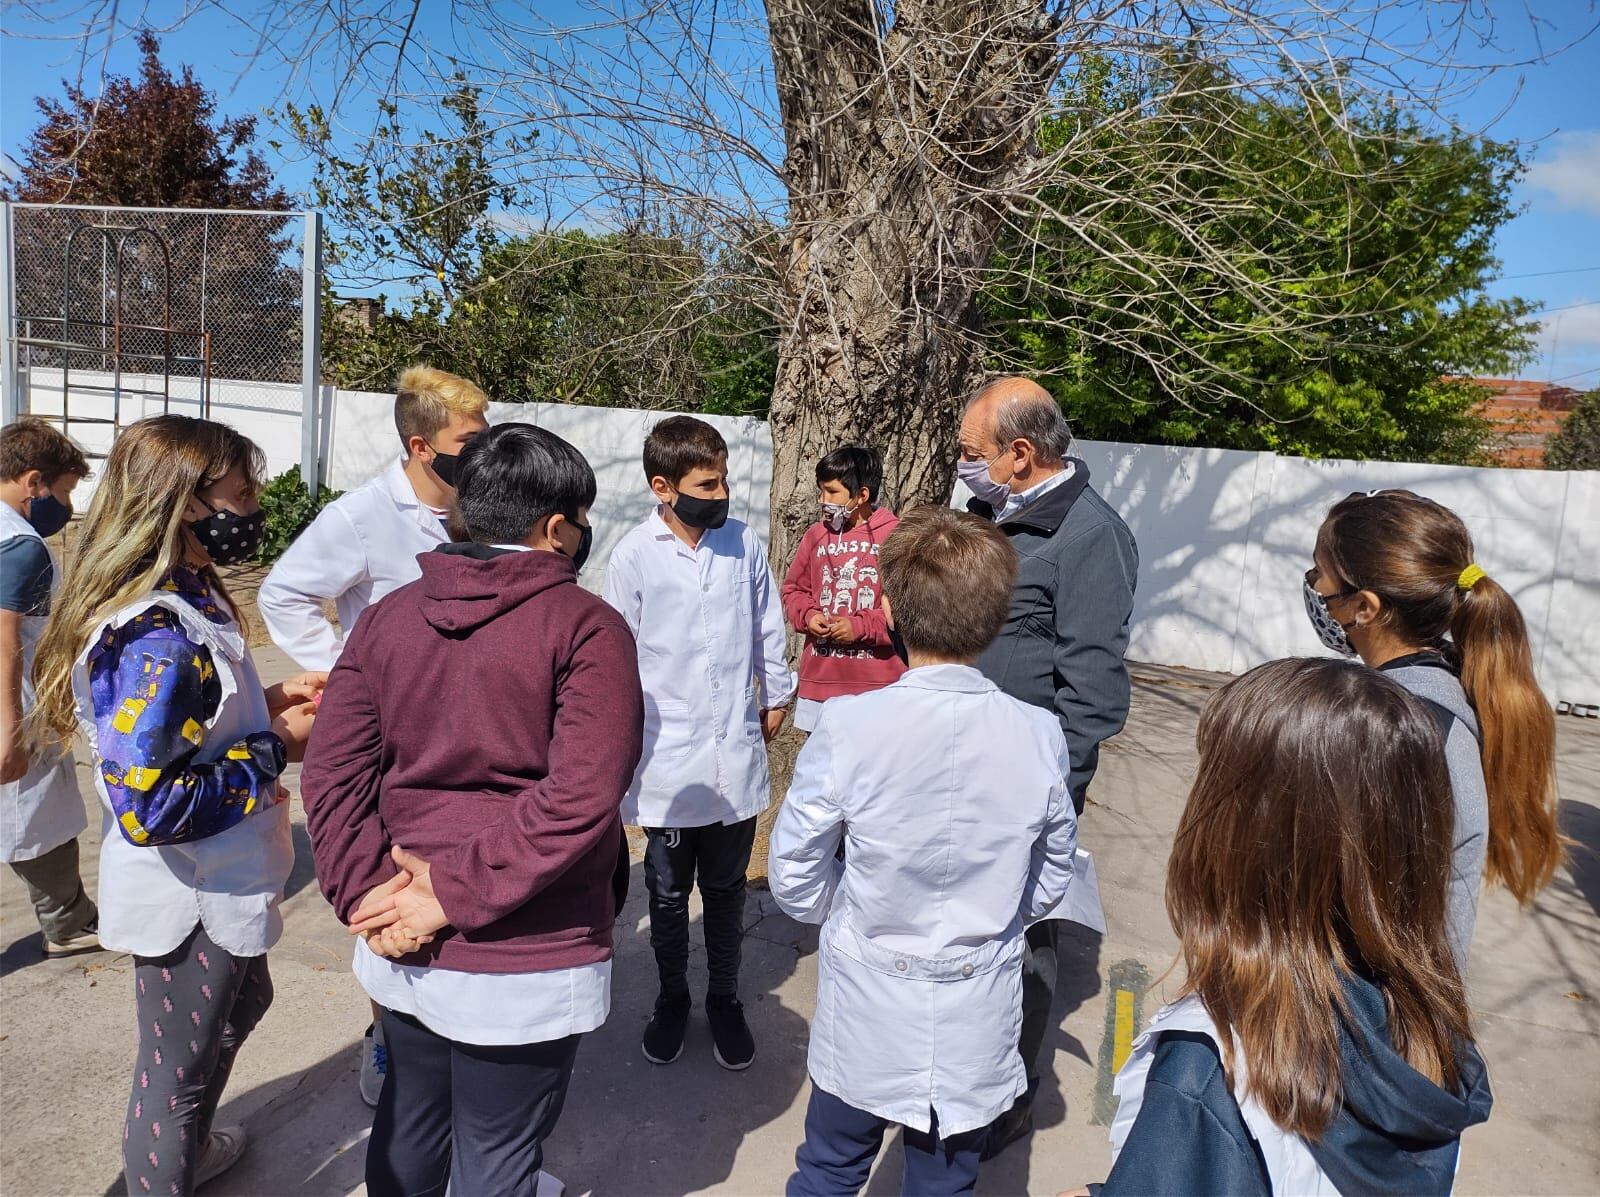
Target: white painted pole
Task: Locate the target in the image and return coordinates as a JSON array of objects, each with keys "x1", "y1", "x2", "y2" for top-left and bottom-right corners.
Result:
[
  {"x1": 1, "y1": 203, "x2": 19, "y2": 425},
  {"x1": 300, "y1": 211, "x2": 324, "y2": 496}
]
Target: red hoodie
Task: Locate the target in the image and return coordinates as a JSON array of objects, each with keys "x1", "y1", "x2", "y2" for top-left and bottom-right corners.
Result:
[
  {"x1": 301, "y1": 543, "x2": 644, "y2": 975},
  {"x1": 781, "y1": 506, "x2": 905, "y2": 702}
]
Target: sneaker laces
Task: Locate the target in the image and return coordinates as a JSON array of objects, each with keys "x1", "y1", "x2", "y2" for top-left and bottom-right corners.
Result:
[{"x1": 373, "y1": 1042, "x2": 389, "y2": 1076}]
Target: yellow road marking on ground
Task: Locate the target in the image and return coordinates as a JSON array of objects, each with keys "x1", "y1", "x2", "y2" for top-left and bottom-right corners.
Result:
[{"x1": 1112, "y1": 988, "x2": 1136, "y2": 1073}]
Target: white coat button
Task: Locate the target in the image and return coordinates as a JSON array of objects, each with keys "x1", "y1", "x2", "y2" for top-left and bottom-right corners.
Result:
[
  {"x1": 894, "y1": 959, "x2": 908, "y2": 972},
  {"x1": 960, "y1": 963, "x2": 974, "y2": 977}
]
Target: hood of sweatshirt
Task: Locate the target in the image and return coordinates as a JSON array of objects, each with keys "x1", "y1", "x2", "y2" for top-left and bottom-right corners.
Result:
[
  {"x1": 1380, "y1": 651, "x2": 1480, "y2": 743},
  {"x1": 1306, "y1": 971, "x2": 1493, "y2": 1195},
  {"x1": 416, "y1": 542, "x2": 578, "y2": 635}
]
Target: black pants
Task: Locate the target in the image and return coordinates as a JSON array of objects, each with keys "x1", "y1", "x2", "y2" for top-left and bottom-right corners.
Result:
[
  {"x1": 643, "y1": 817, "x2": 757, "y2": 999},
  {"x1": 789, "y1": 1087, "x2": 985, "y2": 1196},
  {"x1": 367, "y1": 1010, "x2": 580, "y2": 1197}
]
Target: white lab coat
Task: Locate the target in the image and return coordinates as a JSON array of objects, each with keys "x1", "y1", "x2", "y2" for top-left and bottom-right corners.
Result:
[
  {"x1": 72, "y1": 592, "x2": 294, "y2": 958},
  {"x1": 257, "y1": 457, "x2": 447, "y2": 671},
  {"x1": 0, "y1": 503, "x2": 87, "y2": 863},
  {"x1": 602, "y1": 510, "x2": 795, "y2": 828},
  {"x1": 768, "y1": 664, "x2": 1078, "y2": 1134}
]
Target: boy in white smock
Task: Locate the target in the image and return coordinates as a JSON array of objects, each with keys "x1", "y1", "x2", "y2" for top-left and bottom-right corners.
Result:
[
  {"x1": 257, "y1": 363, "x2": 487, "y2": 1103},
  {"x1": 0, "y1": 418, "x2": 96, "y2": 956},
  {"x1": 603, "y1": 415, "x2": 795, "y2": 1072},
  {"x1": 769, "y1": 505, "x2": 1078, "y2": 1196}
]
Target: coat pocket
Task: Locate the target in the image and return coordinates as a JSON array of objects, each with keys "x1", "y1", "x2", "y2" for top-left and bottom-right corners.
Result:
[{"x1": 643, "y1": 698, "x2": 694, "y2": 762}]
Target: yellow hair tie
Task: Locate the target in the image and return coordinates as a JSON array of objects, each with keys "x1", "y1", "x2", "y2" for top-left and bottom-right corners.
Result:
[{"x1": 1457, "y1": 563, "x2": 1486, "y2": 592}]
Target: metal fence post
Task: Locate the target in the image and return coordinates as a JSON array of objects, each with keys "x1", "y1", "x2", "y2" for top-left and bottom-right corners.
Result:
[
  {"x1": 301, "y1": 211, "x2": 324, "y2": 496},
  {"x1": 1, "y1": 203, "x2": 18, "y2": 425}
]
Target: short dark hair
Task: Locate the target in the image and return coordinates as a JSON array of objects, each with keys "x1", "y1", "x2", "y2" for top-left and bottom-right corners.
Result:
[
  {"x1": 816, "y1": 445, "x2": 882, "y2": 502},
  {"x1": 455, "y1": 423, "x2": 596, "y2": 544},
  {"x1": 879, "y1": 505, "x2": 1017, "y2": 658},
  {"x1": 0, "y1": 417, "x2": 91, "y2": 484},
  {"x1": 643, "y1": 415, "x2": 727, "y2": 487}
]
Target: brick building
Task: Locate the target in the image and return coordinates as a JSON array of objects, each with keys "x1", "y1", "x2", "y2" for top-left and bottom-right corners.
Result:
[{"x1": 1468, "y1": 378, "x2": 1583, "y2": 467}]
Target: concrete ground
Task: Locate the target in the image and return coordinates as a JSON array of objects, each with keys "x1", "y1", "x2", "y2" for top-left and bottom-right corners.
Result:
[{"x1": 3, "y1": 651, "x2": 1597, "y2": 1197}]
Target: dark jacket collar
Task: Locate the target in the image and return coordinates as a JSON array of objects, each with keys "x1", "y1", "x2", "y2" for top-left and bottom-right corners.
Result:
[{"x1": 966, "y1": 458, "x2": 1092, "y2": 535}]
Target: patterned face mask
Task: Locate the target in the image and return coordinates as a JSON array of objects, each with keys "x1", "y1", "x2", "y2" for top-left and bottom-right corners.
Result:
[
  {"x1": 820, "y1": 501, "x2": 855, "y2": 532},
  {"x1": 1302, "y1": 571, "x2": 1358, "y2": 656},
  {"x1": 188, "y1": 499, "x2": 265, "y2": 567}
]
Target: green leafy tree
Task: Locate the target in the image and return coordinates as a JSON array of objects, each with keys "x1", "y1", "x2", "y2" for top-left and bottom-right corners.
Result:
[
  {"x1": 985, "y1": 56, "x2": 1536, "y2": 463},
  {"x1": 1546, "y1": 391, "x2": 1600, "y2": 471}
]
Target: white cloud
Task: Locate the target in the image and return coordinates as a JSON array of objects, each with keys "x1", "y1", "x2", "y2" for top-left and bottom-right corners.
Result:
[
  {"x1": 1532, "y1": 302, "x2": 1600, "y2": 355},
  {"x1": 1526, "y1": 130, "x2": 1600, "y2": 216}
]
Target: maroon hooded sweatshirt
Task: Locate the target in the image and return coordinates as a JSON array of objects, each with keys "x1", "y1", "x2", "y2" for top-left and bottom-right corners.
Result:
[{"x1": 301, "y1": 543, "x2": 644, "y2": 975}]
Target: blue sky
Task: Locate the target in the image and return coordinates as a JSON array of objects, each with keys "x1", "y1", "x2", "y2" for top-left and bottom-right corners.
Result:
[{"x1": 3, "y1": 3, "x2": 1599, "y2": 388}]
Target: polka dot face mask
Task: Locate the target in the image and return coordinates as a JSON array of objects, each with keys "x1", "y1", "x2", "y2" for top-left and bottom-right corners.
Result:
[{"x1": 188, "y1": 499, "x2": 266, "y2": 566}]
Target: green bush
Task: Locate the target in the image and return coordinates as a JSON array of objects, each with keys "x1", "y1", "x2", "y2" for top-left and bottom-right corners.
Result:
[{"x1": 256, "y1": 467, "x2": 342, "y2": 563}]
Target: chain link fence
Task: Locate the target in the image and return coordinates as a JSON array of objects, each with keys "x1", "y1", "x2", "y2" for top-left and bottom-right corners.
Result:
[{"x1": 2, "y1": 202, "x2": 320, "y2": 482}]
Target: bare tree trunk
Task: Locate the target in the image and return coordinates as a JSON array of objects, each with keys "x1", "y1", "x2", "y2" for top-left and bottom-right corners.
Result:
[{"x1": 763, "y1": 0, "x2": 1060, "y2": 567}]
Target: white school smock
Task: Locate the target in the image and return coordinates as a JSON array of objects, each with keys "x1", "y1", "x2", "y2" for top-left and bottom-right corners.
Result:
[
  {"x1": 72, "y1": 593, "x2": 294, "y2": 958},
  {"x1": 0, "y1": 503, "x2": 87, "y2": 863},
  {"x1": 354, "y1": 939, "x2": 611, "y2": 1046},
  {"x1": 1109, "y1": 995, "x2": 1339, "y2": 1196},
  {"x1": 257, "y1": 457, "x2": 448, "y2": 672},
  {"x1": 767, "y1": 664, "x2": 1078, "y2": 1135},
  {"x1": 602, "y1": 509, "x2": 795, "y2": 829}
]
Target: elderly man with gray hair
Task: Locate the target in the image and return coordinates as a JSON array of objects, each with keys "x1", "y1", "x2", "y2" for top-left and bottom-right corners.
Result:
[{"x1": 956, "y1": 375, "x2": 1138, "y2": 1159}]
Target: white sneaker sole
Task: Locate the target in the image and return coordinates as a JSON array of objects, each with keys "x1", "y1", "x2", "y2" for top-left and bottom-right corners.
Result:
[
  {"x1": 640, "y1": 1038, "x2": 685, "y2": 1065},
  {"x1": 712, "y1": 1043, "x2": 755, "y2": 1071}
]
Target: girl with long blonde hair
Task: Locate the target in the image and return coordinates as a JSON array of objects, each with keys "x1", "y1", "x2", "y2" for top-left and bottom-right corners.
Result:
[
  {"x1": 31, "y1": 415, "x2": 324, "y2": 1196},
  {"x1": 1304, "y1": 489, "x2": 1562, "y2": 961},
  {"x1": 1083, "y1": 659, "x2": 1491, "y2": 1196}
]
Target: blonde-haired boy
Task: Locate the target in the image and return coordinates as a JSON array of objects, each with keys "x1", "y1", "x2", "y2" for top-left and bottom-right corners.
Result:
[{"x1": 258, "y1": 363, "x2": 488, "y2": 1104}]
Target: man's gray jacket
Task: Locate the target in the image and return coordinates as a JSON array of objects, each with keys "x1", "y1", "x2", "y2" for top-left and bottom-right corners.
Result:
[{"x1": 971, "y1": 460, "x2": 1138, "y2": 814}]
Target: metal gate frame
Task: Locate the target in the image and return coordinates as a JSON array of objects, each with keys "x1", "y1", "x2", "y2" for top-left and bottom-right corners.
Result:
[{"x1": 1, "y1": 202, "x2": 324, "y2": 492}]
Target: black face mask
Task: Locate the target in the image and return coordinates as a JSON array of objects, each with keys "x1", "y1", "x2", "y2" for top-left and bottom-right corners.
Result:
[
  {"x1": 429, "y1": 447, "x2": 460, "y2": 488},
  {"x1": 570, "y1": 521, "x2": 593, "y2": 573},
  {"x1": 189, "y1": 500, "x2": 266, "y2": 566},
  {"x1": 26, "y1": 493, "x2": 72, "y2": 538},
  {"x1": 671, "y1": 492, "x2": 729, "y2": 530}
]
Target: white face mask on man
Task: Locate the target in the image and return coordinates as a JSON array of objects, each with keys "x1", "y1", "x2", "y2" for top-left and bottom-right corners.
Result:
[{"x1": 955, "y1": 451, "x2": 1014, "y2": 508}]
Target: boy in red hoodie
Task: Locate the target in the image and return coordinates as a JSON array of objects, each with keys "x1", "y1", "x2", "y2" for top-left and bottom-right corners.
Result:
[{"x1": 781, "y1": 446, "x2": 905, "y2": 732}]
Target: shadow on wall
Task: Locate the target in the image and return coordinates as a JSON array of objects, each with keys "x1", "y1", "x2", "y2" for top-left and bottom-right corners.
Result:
[{"x1": 1073, "y1": 441, "x2": 1599, "y2": 706}]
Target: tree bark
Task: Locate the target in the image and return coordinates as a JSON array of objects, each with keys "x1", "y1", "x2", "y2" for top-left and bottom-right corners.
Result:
[{"x1": 763, "y1": 0, "x2": 1061, "y2": 568}]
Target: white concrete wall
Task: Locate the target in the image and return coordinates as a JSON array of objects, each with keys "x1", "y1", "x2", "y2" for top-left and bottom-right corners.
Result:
[
  {"x1": 18, "y1": 369, "x2": 1599, "y2": 703},
  {"x1": 1069, "y1": 441, "x2": 1599, "y2": 705}
]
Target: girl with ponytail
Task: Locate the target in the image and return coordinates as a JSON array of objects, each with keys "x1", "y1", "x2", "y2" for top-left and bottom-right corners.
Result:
[{"x1": 1303, "y1": 489, "x2": 1562, "y2": 962}]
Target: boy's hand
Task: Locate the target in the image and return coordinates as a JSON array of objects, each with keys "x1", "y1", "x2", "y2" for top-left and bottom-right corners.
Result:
[
  {"x1": 824, "y1": 617, "x2": 855, "y2": 643},
  {"x1": 388, "y1": 846, "x2": 450, "y2": 941},
  {"x1": 805, "y1": 612, "x2": 832, "y2": 638},
  {"x1": 349, "y1": 868, "x2": 413, "y2": 935},
  {"x1": 760, "y1": 707, "x2": 787, "y2": 742},
  {"x1": 265, "y1": 672, "x2": 329, "y2": 716}
]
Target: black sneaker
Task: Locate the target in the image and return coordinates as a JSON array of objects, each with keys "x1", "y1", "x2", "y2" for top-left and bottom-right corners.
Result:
[
  {"x1": 642, "y1": 994, "x2": 691, "y2": 1064},
  {"x1": 706, "y1": 993, "x2": 755, "y2": 1071}
]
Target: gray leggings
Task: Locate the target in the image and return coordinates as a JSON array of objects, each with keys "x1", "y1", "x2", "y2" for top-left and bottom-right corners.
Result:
[{"x1": 123, "y1": 923, "x2": 273, "y2": 1196}]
